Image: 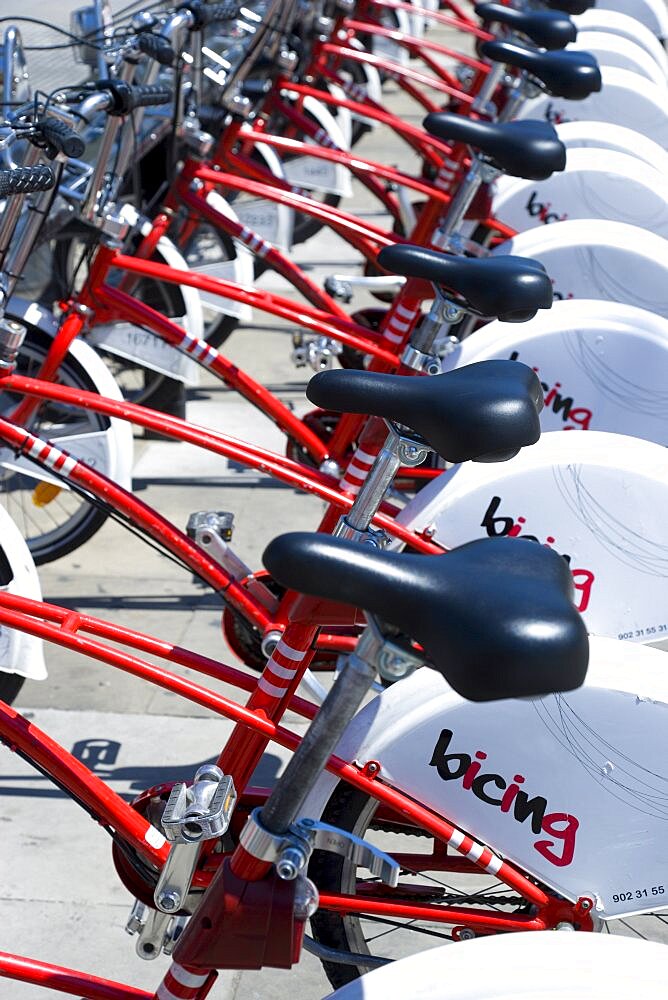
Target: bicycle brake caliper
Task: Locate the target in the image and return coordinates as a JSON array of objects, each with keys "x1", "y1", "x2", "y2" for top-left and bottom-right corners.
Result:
[{"x1": 241, "y1": 809, "x2": 400, "y2": 888}]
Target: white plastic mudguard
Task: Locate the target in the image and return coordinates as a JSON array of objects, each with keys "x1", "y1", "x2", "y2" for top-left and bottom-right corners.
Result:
[
  {"x1": 554, "y1": 121, "x2": 668, "y2": 175},
  {"x1": 327, "y1": 935, "x2": 668, "y2": 1000},
  {"x1": 570, "y1": 30, "x2": 667, "y2": 85},
  {"x1": 596, "y1": 0, "x2": 668, "y2": 40},
  {"x1": 0, "y1": 505, "x2": 46, "y2": 681},
  {"x1": 88, "y1": 205, "x2": 203, "y2": 385},
  {"x1": 181, "y1": 189, "x2": 254, "y2": 322},
  {"x1": 441, "y1": 299, "x2": 668, "y2": 446},
  {"x1": 492, "y1": 219, "x2": 668, "y2": 319},
  {"x1": 7, "y1": 298, "x2": 133, "y2": 493},
  {"x1": 396, "y1": 431, "x2": 668, "y2": 642},
  {"x1": 574, "y1": 9, "x2": 668, "y2": 74},
  {"x1": 491, "y1": 149, "x2": 668, "y2": 236},
  {"x1": 281, "y1": 95, "x2": 353, "y2": 198},
  {"x1": 320, "y1": 84, "x2": 354, "y2": 150},
  {"x1": 372, "y1": 5, "x2": 411, "y2": 65},
  {"x1": 341, "y1": 36, "x2": 383, "y2": 130},
  {"x1": 303, "y1": 636, "x2": 668, "y2": 922},
  {"x1": 232, "y1": 141, "x2": 294, "y2": 250},
  {"x1": 517, "y1": 67, "x2": 668, "y2": 149}
]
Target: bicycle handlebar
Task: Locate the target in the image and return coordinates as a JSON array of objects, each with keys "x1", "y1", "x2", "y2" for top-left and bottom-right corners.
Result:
[
  {"x1": 40, "y1": 117, "x2": 87, "y2": 159},
  {"x1": 136, "y1": 32, "x2": 176, "y2": 67},
  {"x1": 94, "y1": 80, "x2": 174, "y2": 115},
  {"x1": 0, "y1": 165, "x2": 56, "y2": 198},
  {"x1": 180, "y1": 0, "x2": 242, "y2": 29}
]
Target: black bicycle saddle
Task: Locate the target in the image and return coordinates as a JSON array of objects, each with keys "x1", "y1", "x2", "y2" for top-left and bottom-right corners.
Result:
[
  {"x1": 263, "y1": 533, "x2": 589, "y2": 702},
  {"x1": 422, "y1": 114, "x2": 566, "y2": 181},
  {"x1": 307, "y1": 362, "x2": 543, "y2": 463},
  {"x1": 480, "y1": 40, "x2": 602, "y2": 100},
  {"x1": 475, "y1": 3, "x2": 577, "y2": 50},
  {"x1": 376, "y1": 247, "x2": 553, "y2": 321}
]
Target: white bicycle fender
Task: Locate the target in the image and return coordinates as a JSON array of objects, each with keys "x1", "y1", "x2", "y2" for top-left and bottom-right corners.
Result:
[
  {"x1": 596, "y1": 0, "x2": 668, "y2": 40},
  {"x1": 492, "y1": 219, "x2": 668, "y2": 319},
  {"x1": 570, "y1": 30, "x2": 668, "y2": 85},
  {"x1": 87, "y1": 206, "x2": 202, "y2": 386},
  {"x1": 517, "y1": 67, "x2": 668, "y2": 149},
  {"x1": 397, "y1": 431, "x2": 668, "y2": 642},
  {"x1": 327, "y1": 934, "x2": 668, "y2": 999},
  {"x1": 0, "y1": 505, "x2": 46, "y2": 681},
  {"x1": 233, "y1": 139, "x2": 295, "y2": 250},
  {"x1": 574, "y1": 9, "x2": 668, "y2": 74},
  {"x1": 316, "y1": 85, "x2": 354, "y2": 150},
  {"x1": 554, "y1": 121, "x2": 668, "y2": 174},
  {"x1": 184, "y1": 189, "x2": 254, "y2": 322},
  {"x1": 303, "y1": 636, "x2": 668, "y2": 922},
  {"x1": 491, "y1": 149, "x2": 668, "y2": 236},
  {"x1": 440, "y1": 299, "x2": 668, "y2": 446},
  {"x1": 281, "y1": 95, "x2": 353, "y2": 198},
  {"x1": 8, "y1": 298, "x2": 133, "y2": 493},
  {"x1": 372, "y1": 6, "x2": 411, "y2": 65}
]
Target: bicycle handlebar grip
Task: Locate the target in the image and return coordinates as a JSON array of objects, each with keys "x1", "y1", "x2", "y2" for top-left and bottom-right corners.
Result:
[
  {"x1": 128, "y1": 84, "x2": 174, "y2": 110},
  {"x1": 41, "y1": 117, "x2": 86, "y2": 159},
  {"x1": 183, "y1": 0, "x2": 242, "y2": 28},
  {"x1": 0, "y1": 165, "x2": 56, "y2": 198},
  {"x1": 136, "y1": 32, "x2": 176, "y2": 66},
  {"x1": 96, "y1": 79, "x2": 174, "y2": 115}
]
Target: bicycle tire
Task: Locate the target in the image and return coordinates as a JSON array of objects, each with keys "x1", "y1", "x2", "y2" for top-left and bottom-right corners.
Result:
[
  {"x1": 0, "y1": 671, "x2": 25, "y2": 705},
  {"x1": 0, "y1": 324, "x2": 112, "y2": 564}
]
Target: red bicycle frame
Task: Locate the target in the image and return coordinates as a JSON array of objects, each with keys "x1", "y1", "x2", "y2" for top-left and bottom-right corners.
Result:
[{"x1": 0, "y1": 573, "x2": 587, "y2": 998}]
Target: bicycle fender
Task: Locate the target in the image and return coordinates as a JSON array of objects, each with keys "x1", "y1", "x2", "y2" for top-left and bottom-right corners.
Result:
[
  {"x1": 181, "y1": 189, "x2": 254, "y2": 323},
  {"x1": 302, "y1": 636, "x2": 668, "y2": 922},
  {"x1": 0, "y1": 504, "x2": 46, "y2": 681},
  {"x1": 234, "y1": 139, "x2": 295, "y2": 250},
  {"x1": 493, "y1": 219, "x2": 668, "y2": 320},
  {"x1": 6, "y1": 297, "x2": 133, "y2": 492},
  {"x1": 517, "y1": 66, "x2": 668, "y2": 148},
  {"x1": 596, "y1": 0, "x2": 668, "y2": 41},
  {"x1": 492, "y1": 149, "x2": 668, "y2": 237},
  {"x1": 282, "y1": 96, "x2": 354, "y2": 198},
  {"x1": 574, "y1": 10, "x2": 668, "y2": 74},
  {"x1": 571, "y1": 30, "x2": 666, "y2": 86},
  {"x1": 397, "y1": 429, "x2": 668, "y2": 643},
  {"x1": 554, "y1": 121, "x2": 668, "y2": 174},
  {"x1": 440, "y1": 298, "x2": 668, "y2": 447},
  {"x1": 327, "y1": 934, "x2": 668, "y2": 999}
]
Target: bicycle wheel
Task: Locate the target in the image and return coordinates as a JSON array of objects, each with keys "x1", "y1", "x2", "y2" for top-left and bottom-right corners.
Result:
[
  {"x1": 0, "y1": 325, "x2": 113, "y2": 564},
  {"x1": 309, "y1": 781, "x2": 668, "y2": 990},
  {"x1": 308, "y1": 782, "x2": 533, "y2": 989},
  {"x1": 0, "y1": 671, "x2": 25, "y2": 705}
]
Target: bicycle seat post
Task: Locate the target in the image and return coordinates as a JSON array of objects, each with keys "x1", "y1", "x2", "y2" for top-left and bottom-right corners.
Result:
[
  {"x1": 433, "y1": 154, "x2": 500, "y2": 245},
  {"x1": 334, "y1": 424, "x2": 430, "y2": 544}
]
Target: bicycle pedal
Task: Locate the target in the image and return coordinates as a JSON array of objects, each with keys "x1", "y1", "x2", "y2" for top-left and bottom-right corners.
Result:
[
  {"x1": 323, "y1": 276, "x2": 353, "y2": 303},
  {"x1": 290, "y1": 334, "x2": 342, "y2": 372},
  {"x1": 154, "y1": 766, "x2": 236, "y2": 915}
]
